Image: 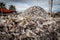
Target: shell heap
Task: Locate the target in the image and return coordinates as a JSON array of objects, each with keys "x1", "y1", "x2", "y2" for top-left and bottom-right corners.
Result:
[{"x1": 0, "y1": 6, "x2": 59, "y2": 40}]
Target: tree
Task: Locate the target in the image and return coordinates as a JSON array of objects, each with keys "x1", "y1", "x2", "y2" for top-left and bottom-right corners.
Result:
[
  {"x1": 0, "y1": 2, "x2": 6, "y2": 8},
  {"x1": 9, "y1": 5, "x2": 16, "y2": 11}
]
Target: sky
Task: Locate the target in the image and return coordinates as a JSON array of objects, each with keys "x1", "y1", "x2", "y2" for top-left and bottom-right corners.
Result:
[{"x1": 0, "y1": 0, "x2": 60, "y2": 13}]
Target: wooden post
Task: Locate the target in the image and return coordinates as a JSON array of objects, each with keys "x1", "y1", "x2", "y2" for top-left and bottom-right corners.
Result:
[
  {"x1": 1, "y1": 8, "x2": 3, "y2": 16},
  {"x1": 49, "y1": 0, "x2": 53, "y2": 17},
  {"x1": 36, "y1": 0, "x2": 38, "y2": 6}
]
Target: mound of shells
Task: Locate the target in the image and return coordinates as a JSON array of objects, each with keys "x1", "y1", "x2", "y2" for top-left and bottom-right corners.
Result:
[{"x1": 0, "y1": 6, "x2": 59, "y2": 40}]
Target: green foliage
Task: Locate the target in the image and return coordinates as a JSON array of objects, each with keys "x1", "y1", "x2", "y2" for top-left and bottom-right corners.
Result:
[
  {"x1": 9, "y1": 5, "x2": 16, "y2": 11},
  {"x1": 0, "y1": 2, "x2": 6, "y2": 9}
]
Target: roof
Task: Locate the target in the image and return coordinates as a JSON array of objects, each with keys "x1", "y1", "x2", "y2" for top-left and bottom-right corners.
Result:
[{"x1": 0, "y1": 8, "x2": 13, "y2": 13}]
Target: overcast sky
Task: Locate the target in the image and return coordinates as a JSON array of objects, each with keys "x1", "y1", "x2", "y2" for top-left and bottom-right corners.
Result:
[{"x1": 0, "y1": 0, "x2": 60, "y2": 13}]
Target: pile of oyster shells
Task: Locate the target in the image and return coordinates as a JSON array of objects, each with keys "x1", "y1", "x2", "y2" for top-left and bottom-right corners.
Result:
[{"x1": 0, "y1": 6, "x2": 59, "y2": 40}]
